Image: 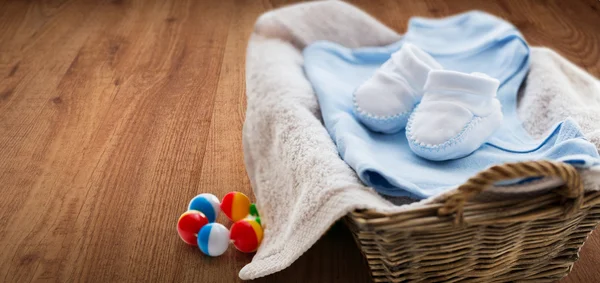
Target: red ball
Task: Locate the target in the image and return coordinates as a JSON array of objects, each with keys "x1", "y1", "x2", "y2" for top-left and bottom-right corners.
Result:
[
  {"x1": 230, "y1": 218, "x2": 263, "y2": 253},
  {"x1": 177, "y1": 210, "x2": 209, "y2": 245}
]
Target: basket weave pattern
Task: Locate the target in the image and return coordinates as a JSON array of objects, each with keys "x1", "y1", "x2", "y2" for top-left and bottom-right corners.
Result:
[{"x1": 346, "y1": 161, "x2": 600, "y2": 282}]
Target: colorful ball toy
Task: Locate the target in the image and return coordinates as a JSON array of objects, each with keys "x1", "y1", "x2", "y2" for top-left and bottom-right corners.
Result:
[
  {"x1": 188, "y1": 193, "x2": 221, "y2": 223},
  {"x1": 198, "y1": 223, "x2": 230, "y2": 256},
  {"x1": 177, "y1": 210, "x2": 209, "y2": 245},
  {"x1": 230, "y1": 218, "x2": 263, "y2": 253},
  {"x1": 220, "y1": 192, "x2": 251, "y2": 222},
  {"x1": 178, "y1": 192, "x2": 264, "y2": 256}
]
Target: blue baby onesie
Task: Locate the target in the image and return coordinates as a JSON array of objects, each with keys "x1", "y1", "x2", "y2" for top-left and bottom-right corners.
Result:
[{"x1": 303, "y1": 11, "x2": 600, "y2": 198}]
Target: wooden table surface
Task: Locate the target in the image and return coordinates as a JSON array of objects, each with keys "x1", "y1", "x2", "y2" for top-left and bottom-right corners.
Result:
[{"x1": 1, "y1": 0, "x2": 599, "y2": 282}]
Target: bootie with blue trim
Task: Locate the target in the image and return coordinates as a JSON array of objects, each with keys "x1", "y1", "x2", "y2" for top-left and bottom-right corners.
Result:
[
  {"x1": 406, "y1": 70, "x2": 502, "y2": 161},
  {"x1": 353, "y1": 43, "x2": 442, "y2": 134}
]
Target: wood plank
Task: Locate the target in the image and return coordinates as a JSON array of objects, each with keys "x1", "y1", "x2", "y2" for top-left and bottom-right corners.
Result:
[
  {"x1": 1, "y1": 0, "x2": 233, "y2": 281},
  {"x1": 176, "y1": 0, "x2": 261, "y2": 281},
  {"x1": 58, "y1": 1, "x2": 235, "y2": 281}
]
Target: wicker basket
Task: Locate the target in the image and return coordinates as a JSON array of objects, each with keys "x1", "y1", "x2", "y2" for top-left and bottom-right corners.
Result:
[{"x1": 345, "y1": 160, "x2": 600, "y2": 282}]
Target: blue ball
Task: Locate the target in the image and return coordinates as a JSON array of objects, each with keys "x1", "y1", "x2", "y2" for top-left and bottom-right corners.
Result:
[
  {"x1": 198, "y1": 223, "x2": 230, "y2": 256},
  {"x1": 188, "y1": 193, "x2": 220, "y2": 222}
]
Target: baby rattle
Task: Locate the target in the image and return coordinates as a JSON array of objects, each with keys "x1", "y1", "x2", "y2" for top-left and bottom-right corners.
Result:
[{"x1": 176, "y1": 192, "x2": 263, "y2": 256}]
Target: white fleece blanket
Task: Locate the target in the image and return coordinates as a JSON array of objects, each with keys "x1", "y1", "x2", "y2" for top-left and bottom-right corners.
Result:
[{"x1": 241, "y1": 1, "x2": 600, "y2": 280}]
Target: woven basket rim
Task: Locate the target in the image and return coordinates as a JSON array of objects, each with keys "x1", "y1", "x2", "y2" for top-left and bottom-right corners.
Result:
[{"x1": 349, "y1": 160, "x2": 587, "y2": 226}]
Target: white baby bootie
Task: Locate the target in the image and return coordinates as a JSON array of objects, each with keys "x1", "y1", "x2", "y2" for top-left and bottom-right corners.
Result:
[
  {"x1": 353, "y1": 43, "x2": 442, "y2": 134},
  {"x1": 406, "y1": 70, "x2": 502, "y2": 161}
]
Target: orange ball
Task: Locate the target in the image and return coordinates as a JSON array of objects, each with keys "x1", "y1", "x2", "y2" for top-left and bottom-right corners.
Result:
[{"x1": 220, "y1": 192, "x2": 251, "y2": 222}]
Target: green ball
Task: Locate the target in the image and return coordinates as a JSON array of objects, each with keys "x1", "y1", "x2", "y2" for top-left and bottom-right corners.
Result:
[{"x1": 249, "y1": 203, "x2": 259, "y2": 217}]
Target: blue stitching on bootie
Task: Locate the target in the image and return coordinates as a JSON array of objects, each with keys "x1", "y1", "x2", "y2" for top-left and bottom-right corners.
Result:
[
  {"x1": 406, "y1": 104, "x2": 483, "y2": 152},
  {"x1": 352, "y1": 90, "x2": 413, "y2": 133}
]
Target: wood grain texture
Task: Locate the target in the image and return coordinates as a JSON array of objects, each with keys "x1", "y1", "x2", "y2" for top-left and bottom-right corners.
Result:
[{"x1": 0, "y1": 0, "x2": 598, "y2": 282}]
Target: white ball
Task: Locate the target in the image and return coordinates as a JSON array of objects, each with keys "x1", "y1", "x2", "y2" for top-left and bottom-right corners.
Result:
[
  {"x1": 197, "y1": 223, "x2": 230, "y2": 256},
  {"x1": 187, "y1": 193, "x2": 221, "y2": 223}
]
